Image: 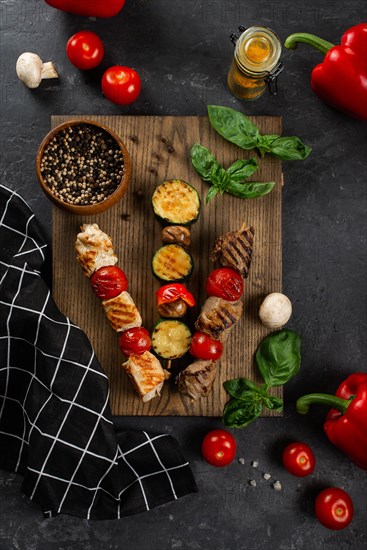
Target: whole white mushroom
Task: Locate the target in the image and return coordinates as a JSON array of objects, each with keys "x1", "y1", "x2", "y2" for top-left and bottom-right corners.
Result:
[
  {"x1": 16, "y1": 53, "x2": 58, "y2": 89},
  {"x1": 259, "y1": 293, "x2": 292, "y2": 329}
]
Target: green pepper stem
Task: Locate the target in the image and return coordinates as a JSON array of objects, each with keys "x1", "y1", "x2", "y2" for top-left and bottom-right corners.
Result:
[
  {"x1": 296, "y1": 393, "x2": 352, "y2": 415},
  {"x1": 284, "y1": 33, "x2": 335, "y2": 55}
]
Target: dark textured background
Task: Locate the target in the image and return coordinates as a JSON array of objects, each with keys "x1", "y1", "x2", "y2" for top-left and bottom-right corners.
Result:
[{"x1": 1, "y1": 1, "x2": 367, "y2": 549}]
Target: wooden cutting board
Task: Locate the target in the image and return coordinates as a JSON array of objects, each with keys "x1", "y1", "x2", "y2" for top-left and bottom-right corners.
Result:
[{"x1": 52, "y1": 115, "x2": 283, "y2": 417}]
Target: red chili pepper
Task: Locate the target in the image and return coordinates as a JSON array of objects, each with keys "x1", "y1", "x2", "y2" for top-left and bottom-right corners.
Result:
[
  {"x1": 156, "y1": 283, "x2": 196, "y2": 308},
  {"x1": 285, "y1": 23, "x2": 367, "y2": 120},
  {"x1": 45, "y1": 0, "x2": 126, "y2": 18},
  {"x1": 296, "y1": 373, "x2": 367, "y2": 470}
]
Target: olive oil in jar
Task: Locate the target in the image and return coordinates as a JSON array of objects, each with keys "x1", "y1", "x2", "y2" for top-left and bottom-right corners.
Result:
[{"x1": 228, "y1": 26, "x2": 283, "y2": 100}]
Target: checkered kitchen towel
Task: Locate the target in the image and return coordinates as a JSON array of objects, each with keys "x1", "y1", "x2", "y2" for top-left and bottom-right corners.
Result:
[{"x1": 0, "y1": 185, "x2": 197, "y2": 519}]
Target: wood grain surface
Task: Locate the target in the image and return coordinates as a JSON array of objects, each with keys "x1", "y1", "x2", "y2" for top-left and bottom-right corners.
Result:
[{"x1": 51, "y1": 115, "x2": 283, "y2": 417}]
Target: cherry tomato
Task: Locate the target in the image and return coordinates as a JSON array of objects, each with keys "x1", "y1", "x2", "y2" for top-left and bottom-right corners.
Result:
[
  {"x1": 119, "y1": 327, "x2": 152, "y2": 356},
  {"x1": 189, "y1": 332, "x2": 223, "y2": 361},
  {"x1": 201, "y1": 429, "x2": 237, "y2": 467},
  {"x1": 102, "y1": 66, "x2": 142, "y2": 105},
  {"x1": 66, "y1": 31, "x2": 104, "y2": 70},
  {"x1": 206, "y1": 268, "x2": 244, "y2": 302},
  {"x1": 90, "y1": 266, "x2": 128, "y2": 300},
  {"x1": 315, "y1": 488, "x2": 354, "y2": 530},
  {"x1": 282, "y1": 442, "x2": 316, "y2": 477}
]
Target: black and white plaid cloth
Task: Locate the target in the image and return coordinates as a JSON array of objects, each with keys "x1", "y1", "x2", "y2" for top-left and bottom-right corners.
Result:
[{"x1": 0, "y1": 184, "x2": 197, "y2": 520}]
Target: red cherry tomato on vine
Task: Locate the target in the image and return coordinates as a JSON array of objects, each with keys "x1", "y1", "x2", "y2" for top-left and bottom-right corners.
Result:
[
  {"x1": 315, "y1": 488, "x2": 354, "y2": 530},
  {"x1": 206, "y1": 268, "x2": 244, "y2": 302},
  {"x1": 102, "y1": 66, "x2": 142, "y2": 105},
  {"x1": 90, "y1": 266, "x2": 128, "y2": 300},
  {"x1": 119, "y1": 327, "x2": 152, "y2": 356},
  {"x1": 282, "y1": 442, "x2": 316, "y2": 477},
  {"x1": 189, "y1": 332, "x2": 223, "y2": 361},
  {"x1": 66, "y1": 31, "x2": 104, "y2": 70},
  {"x1": 201, "y1": 429, "x2": 237, "y2": 467}
]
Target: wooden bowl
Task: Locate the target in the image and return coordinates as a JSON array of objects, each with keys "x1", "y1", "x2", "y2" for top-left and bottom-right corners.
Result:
[{"x1": 36, "y1": 119, "x2": 131, "y2": 215}]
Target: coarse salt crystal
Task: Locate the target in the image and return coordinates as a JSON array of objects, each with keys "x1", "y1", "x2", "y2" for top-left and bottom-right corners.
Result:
[
  {"x1": 252, "y1": 461, "x2": 259, "y2": 468},
  {"x1": 238, "y1": 457, "x2": 245, "y2": 465},
  {"x1": 263, "y1": 473, "x2": 271, "y2": 481},
  {"x1": 273, "y1": 480, "x2": 282, "y2": 491},
  {"x1": 249, "y1": 480, "x2": 257, "y2": 487}
]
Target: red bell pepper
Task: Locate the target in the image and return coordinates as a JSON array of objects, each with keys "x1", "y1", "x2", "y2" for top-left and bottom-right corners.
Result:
[
  {"x1": 285, "y1": 23, "x2": 367, "y2": 121},
  {"x1": 296, "y1": 373, "x2": 367, "y2": 470},
  {"x1": 45, "y1": 0, "x2": 126, "y2": 18},
  {"x1": 156, "y1": 284, "x2": 196, "y2": 308}
]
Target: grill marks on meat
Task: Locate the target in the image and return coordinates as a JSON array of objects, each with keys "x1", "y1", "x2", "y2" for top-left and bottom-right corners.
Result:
[
  {"x1": 102, "y1": 291, "x2": 142, "y2": 332},
  {"x1": 210, "y1": 224, "x2": 254, "y2": 278},
  {"x1": 176, "y1": 360, "x2": 217, "y2": 400},
  {"x1": 122, "y1": 351, "x2": 165, "y2": 402},
  {"x1": 195, "y1": 297, "x2": 243, "y2": 341},
  {"x1": 177, "y1": 222, "x2": 254, "y2": 400},
  {"x1": 75, "y1": 223, "x2": 118, "y2": 277}
]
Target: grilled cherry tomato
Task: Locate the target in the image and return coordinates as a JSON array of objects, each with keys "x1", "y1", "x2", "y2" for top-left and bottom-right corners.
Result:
[
  {"x1": 315, "y1": 488, "x2": 354, "y2": 530},
  {"x1": 66, "y1": 31, "x2": 104, "y2": 70},
  {"x1": 90, "y1": 266, "x2": 128, "y2": 300},
  {"x1": 119, "y1": 327, "x2": 152, "y2": 356},
  {"x1": 282, "y1": 442, "x2": 316, "y2": 477},
  {"x1": 201, "y1": 429, "x2": 237, "y2": 467},
  {"x1": 206, "y1": 268, "x2": 244, "y2": 302},
  {"x1": 102, "y1": 66, "x2": 141, "y2": 105},
  {"x1": 189, "y1": 332, "x2": 223, "y2": 361}
]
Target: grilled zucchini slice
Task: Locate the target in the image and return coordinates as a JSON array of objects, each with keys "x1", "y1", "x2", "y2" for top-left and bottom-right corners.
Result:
[
  {"x1": 152, "y1": 244, "x2": 193, "y2": 282},
  {"x1": 152, "y1": 179, "x2": 201, "y2": 225},
  {"x1": 152, "y1": 319, "x2": 191, "y2": 360}
]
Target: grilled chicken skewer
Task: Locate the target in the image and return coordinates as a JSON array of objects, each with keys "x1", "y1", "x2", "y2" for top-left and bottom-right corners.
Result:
[{"x1": 75, "y1": 223, "x2": 165, "y2": 402}]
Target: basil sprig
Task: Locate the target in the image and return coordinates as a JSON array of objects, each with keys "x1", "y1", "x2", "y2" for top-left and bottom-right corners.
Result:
[
  {"x1": 208, "y1": 105, "x2": 312, "y2": 161},
  {"x1": 223, "y1": 329, "x2": 301, "y2": 428},
  {"x1": 190, "y1": 143, "x2": 275, "y2": 204}
]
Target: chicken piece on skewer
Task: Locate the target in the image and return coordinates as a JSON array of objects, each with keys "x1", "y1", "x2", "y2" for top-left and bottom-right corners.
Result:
[
  {"x1": 75, "y1": 223, "x2": 118, "y2": 277},
  {"x1": 102, "y1": 291, "x2": 142, "y2": 332},
  {"x1": 122, "y1": 351, "x2": 167, "y2": 402}
]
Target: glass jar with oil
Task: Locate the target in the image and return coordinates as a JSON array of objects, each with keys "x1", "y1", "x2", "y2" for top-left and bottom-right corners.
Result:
[{"x1": 228, "y1": 26, "x2": 283, "y2": 100}]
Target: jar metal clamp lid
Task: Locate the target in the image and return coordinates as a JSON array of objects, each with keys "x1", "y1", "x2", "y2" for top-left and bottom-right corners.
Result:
[{"x1": 230, "y1": 25, "x2": 284, "y2": 95}]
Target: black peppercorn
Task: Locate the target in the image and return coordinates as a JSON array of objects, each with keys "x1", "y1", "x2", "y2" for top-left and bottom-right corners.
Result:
[{"x1": 41, "y1": 124, "x2": 125, "y2": 206}]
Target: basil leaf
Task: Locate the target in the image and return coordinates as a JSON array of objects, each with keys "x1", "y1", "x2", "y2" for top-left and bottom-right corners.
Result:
[
  {"x1": 210, "y1": 163, "x2": 229, "y2": 189},
  {"x1": 191, "y1": 142, "x2": 274, "y2": 202},
  {"x1": 257, "y1": 134, "x2": 280, "y2": 158},
  {"x1": 256, "y1": 329, "x2": 301, "y2": 387},
  {"x1": 223, "y1": 378, "x2": 260, "y2": 399},
  {"x1": 226, "y1": 157, "x2": 258, "y2": 182},
  {"x1": 267, "y1": 136, "x2": 312, "y2": 160},
  {"x1": 208, "y1": 105, "x2": 312, "y2": 161},
  {"x1": 225, "y1": 180, "x2": 275, "y2": 199},
  {"x1": 208, "y1": 105, "x2": 259, "y2": 150},
  {"x1": 190, "y1": 143, "x2": 221, "y2": 181},
  {"x1": 222, "y1": 395, "x2": 263, "y2": 428},
  {"x1": 205, "y1": 185, "x2": 219, "y2": 204},
  {"x1": 263, "y1": 395, "x2": 283, "y2": 412}
]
